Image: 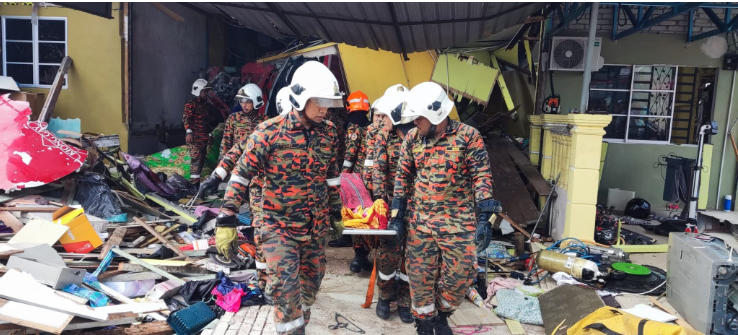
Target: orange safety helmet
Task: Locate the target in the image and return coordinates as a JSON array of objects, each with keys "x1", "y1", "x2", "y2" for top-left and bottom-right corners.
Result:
[{"x1": 347, "y1": 91, "x2": 370, "y2": 113}]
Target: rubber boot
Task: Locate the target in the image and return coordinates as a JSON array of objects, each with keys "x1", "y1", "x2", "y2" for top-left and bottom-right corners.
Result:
[
  {"x1": 350, "y1": 247, "x2": 370, "y2": 273},
  {"x1": 328, "y1": 234, "x2": 353, "y2": 248},
  {"x1": 376, "y1": 298, "x2": 393, "y2": 320},
  {"x1": 415, "y1": 318, "x2": 435, "y2": 335},
  {"x1": 398, "y1": 306, "x2": 414, "y2": 324},
  {"x1": 434, "y1": 312, "x2": 453, "y2": 335}
]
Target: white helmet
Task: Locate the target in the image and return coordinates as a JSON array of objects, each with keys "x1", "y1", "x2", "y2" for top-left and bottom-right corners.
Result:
[
  {"x1": 235, "y1": 83, "x2": 264, "y2": 109},
  {"x1": 384, "y1": 84, "x2": 409, "y2": 96},
  {"x1": 406, "y1": 82, "x2": 454, "y2": 125},
  {"x1": 276, "y1": 87, "x2": 292, "y2": 116},
  {"x1": 369, "y1": 97, "x2": 382, "y2": 119},
  {"x1": 288, "y1": 61, "x2": 343, "y2": 111},
  {"x1": 375, "y1": 87, "x2": 416, "y2": 126},
  {"x1": 191, "y1": 79, "x2": 211, "y2": 96}
]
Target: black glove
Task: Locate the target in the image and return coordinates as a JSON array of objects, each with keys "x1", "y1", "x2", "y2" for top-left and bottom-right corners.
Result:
[
  {"x1": 216, "y1": 212, "x2": 239, "y2": 228},
  {"x1": 389, "y1": 197, "x2": 408, "y2": 243},
  {"x1": 198, "y1": 174, "x2": 222, "y2": 196},
  {"x1": 330, "y1": 211, "x2": 344, "y2": 239},
  {"x1": 475, "y1": 199, "x2": 502, "y2": 254}
]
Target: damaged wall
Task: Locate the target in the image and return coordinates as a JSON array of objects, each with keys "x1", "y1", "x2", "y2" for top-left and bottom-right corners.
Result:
[
  {"x1": 544, "y1": 33, "x2": 733, "y2": 210},
  {"x1": 129, "y1": 3, "x2": 207, "y2": 155},
  {"x1": 0, "y1": 4, "x2": 128, "y2": 150}
]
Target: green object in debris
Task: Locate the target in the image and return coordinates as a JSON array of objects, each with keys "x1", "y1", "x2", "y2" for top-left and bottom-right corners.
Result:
[
  {"x1": 431, "y1": 53, "x2": 500, "y2": 105},
  {"x1": 615, "y1": 244, "x2": 669, "y2": 253},
  {"x1": 612, "y1": 262, "x2": 652, "y2": 275},
  {"x1": 142, "y1": 146, "x2": 191, "y2": 179}
]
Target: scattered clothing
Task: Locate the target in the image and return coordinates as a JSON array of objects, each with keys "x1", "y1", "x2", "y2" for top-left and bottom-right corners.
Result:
[{"x1": 494, "y1": 289, "x2": 543, "y2": 325}]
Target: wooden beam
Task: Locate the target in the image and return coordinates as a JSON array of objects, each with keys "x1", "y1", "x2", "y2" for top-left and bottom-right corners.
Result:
[
  {"x1": 0, "y1": 207, "x2": 59, "y2": 212},
  {"x1": 499, "y1": 213, "x2": 531, "y2": 239},
  {"x1": 0, "y1": 299, "x2": 73, "y2": 334},
  {"x1": 133, "y1": 218, "x2": 191, "y2": 261},
  {"x1": 98, "y1": 227, "x2": 127, "y2": 260},
  {"x1": 149, "y1": 3, "x2": 184, "y2": 22},
  {"x1": 80, "y1": 320, "x2": 173, "y2": 335},
  {"x1": 0, "y1": 212, "x2": 23, "y2": 233},
  {"x1": 140, "y1": 224, "x2": 181, "y2": 247},
  {"x1": 110, "y1": 247, "x2": 185, "y2": 285},
  {"x1": 118, "y1": 263, "x2": 210, "y2": 275},
  {"x1": 502, "y1": 140, "x2": 552, "y2": 196},
  {"x1": 38, "y1": 56, "x2": 72, "y2": 123}
]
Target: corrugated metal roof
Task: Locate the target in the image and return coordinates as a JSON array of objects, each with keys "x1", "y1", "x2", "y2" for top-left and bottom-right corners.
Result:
[{"x1": 190, "y1": 2, "x2": 544, "y2": 54}]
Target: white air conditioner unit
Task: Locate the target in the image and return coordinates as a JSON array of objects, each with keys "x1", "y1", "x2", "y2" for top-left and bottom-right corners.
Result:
[{"x1": 550, "y1": 36, "x2": 603, "y2": 71}]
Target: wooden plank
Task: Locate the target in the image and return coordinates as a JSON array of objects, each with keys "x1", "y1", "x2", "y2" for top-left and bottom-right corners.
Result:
[
  {"x1": 503, "y1": 140, "x2": 552, "y2": 195},
  {"x1": 38, "y1": 56, "x2": 72, "y2": 123},
  {"x1": 133, "y1": 218, "x2": 191, "y2": 261},
  {"x1": 150, "y1": 3, "x2": 184, "y2": 21},
  {"x1": 64, "y1": 313, "x2": 138, "y2": 331},
  {"x1": 110, "y1": 247, "x2": 185, "y2": 285},
  {"x1": 486, "y1": 136, "x2": 539, "y2": 225},
  {"x1": 99, "y1": 227, "x2": 127, "y2": 260},
  {"x1": 94, "y1": 302, "x2": 167, "y2": 314},
  {"x1": 99, "y1": 272, "x2": 163, "y2": 282},
  {"x1": 140, "y1": 224, "x2": 181, "y2": 247},
  {"x1": 120, "y1": 236, "x2": 146, "y2": 248},
  {"x1": 118, "y1": 263, "x2": 210, "y2": 275},
  {"x1": 0, "y1": 207, "x2": 58, "y2": 212},
  {"x1": 95, "y1": 283, "x2": 166, "y2": 321},
  {"x1": 0, "y1": 299, "x2": 73, "y2": 335},
  {"x1": 80, "y1": 321, "x2": 172, "y2": 335},
  {"x1": 237, "y1": 306, "x2": 260, "y2": 335},
  {"x1": 499, "y1": 213, "x2": 531, "y2": 239},
  {"x1": 450, "y1": 306, "x2": 504, "y2": 327},
  {"x1": 0, "y1": 213, "x2": 23, "y2": 233},
  {"x1": 54, "y1": 291, "x2": 88, "y2": 305}
]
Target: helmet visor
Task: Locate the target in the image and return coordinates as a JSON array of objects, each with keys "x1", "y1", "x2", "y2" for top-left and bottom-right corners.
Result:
[
  {"x1": 389, "y1": 102, "x2": 405, "y2": 125},
  {"x1": 311, "y1": 97, "x2": 344, "y2": 108},
  {"x1": 237, "y1": 97, "x2": 253, "y2": 104}
]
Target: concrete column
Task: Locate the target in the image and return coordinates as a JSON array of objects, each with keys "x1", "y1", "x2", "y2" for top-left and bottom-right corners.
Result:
[{"x1": 528, "y1": 115, "x2": 543, "y2": 166}]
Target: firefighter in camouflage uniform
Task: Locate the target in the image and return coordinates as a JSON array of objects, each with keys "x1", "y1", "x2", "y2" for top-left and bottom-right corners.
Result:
[
  {"x1": 370, "y1": 84, "x2": 416, "y2": 324},
  {"x1": 183, "y1": 79, "x2": 216, "y2": 184},
  {"x1": 217, "y1": 61, "x2": 345, "y2": 335},
  {"x1": 390, "y1": 82, "x2": 501, "y2": 335},
  {"x1": 199, "y1": 83, "x2": 269, "y2": 290},
  {"x1": 328, "y1": 90, "x2": 371, "y2": 249}
]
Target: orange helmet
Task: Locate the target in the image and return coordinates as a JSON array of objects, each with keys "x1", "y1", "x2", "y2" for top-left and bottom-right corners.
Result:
[{"x1": 347, "y1": 91, "x2": 370, "y2": 113}]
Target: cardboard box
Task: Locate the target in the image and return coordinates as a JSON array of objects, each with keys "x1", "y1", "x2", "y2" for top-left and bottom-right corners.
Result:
[
  {"x1": 53, "y1": 207, "x2": 103, "y2": 254},
  {"x1": 8, "y1": 92, "x2": 45, "y2": 119},
  {"x1": 7, "y1": 244, "x2": 86, "y2": 289}
]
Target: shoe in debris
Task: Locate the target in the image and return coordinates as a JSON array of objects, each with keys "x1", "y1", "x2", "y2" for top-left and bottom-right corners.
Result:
[
  {"x1": 415, "y1": 318, "x2": 435, "y2": 335},
  {"x1": 376, "y1": 298, "x2": 393, "y2": 320},
  {"x1": 398, "y1": 306, "x2": 414, "y2": 324}
]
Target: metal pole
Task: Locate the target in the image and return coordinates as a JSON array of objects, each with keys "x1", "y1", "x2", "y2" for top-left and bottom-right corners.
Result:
[
  {"x1": 580, "y1": 3, "x2": 600, "y2": 113},
  {"x1": 716, "y1": 71, "x2": 736, "y2": 208}
]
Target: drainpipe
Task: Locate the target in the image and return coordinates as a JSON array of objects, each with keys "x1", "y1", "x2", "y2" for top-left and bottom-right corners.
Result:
[
  {"x1": 716, "y1": 71, "x2": 737, "y2": 208},
  {"x1": 579, "y1": 3, "x2": 599, "y2": 113}
]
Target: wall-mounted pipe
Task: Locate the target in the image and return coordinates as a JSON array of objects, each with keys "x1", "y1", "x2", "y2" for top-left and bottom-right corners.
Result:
[{"x1": 716, "y1": 71, "x2": 737, "y2": 209}]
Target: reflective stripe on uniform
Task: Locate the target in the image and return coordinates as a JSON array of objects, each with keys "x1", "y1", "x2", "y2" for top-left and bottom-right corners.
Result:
[
  {"x1": 255, "y1": 261, "x2": 267, "y2": 270},
  {"x1": 229, "y1": 174, "x2": 249, "y2": 186},
  {"x1": 214, "y1": 167, "x2": 228, "y2": 179},
  {"x1": 439, "y1": 297, "x2": 452, "y2": 308},
  {"x1": 327, "y1": 177, "x2": 341, "y2": 186},
  {"x1": 397, "y1": 272, "x2": 410, "y2": 282},
  {"x1": 343, "y1": 160, "x2": 353, "y2": 168},
  {"x1": 190, "y1": 174, "x2": 200, "y2": 178},
  {"x1": 275, "y1": 315, "x2": 305, "y2": 333},
  {"x1": 364, "y1": 159, "x2": 374, "y2": 167},
  {"x1": 413, "y1": 303, "x2": 435, "y2": 315},
  {"x1": 378, "y1": 270, "x2": 396, "y2": 281}
]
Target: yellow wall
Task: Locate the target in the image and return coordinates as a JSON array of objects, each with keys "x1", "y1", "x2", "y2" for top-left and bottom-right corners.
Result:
[{"x1": 1, "y1": 4, "x2": 127, "y2": 150}]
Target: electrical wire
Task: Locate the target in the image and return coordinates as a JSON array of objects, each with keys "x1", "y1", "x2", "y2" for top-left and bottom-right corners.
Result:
[{"x1": 624, "y1": 279, "x2": 666, "y2": 295}]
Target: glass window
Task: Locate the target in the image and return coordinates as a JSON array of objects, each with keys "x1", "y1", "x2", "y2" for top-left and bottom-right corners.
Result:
[{"x1": 2, "y1": 17, "x2": 67, "y2": 88}]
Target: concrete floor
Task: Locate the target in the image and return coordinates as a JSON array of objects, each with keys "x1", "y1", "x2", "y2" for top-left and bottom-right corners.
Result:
[{"x1": 302, "y1": 226, "x2": 704, "y2": 335}]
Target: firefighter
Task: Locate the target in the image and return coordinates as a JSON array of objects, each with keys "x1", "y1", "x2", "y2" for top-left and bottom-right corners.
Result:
[
  {"x1": 219, "y1": 83, "x2": 266, "y2": 161},
  {"x1": 199, "y1": 87, "x2": 291, "y2": 293},
  {"x1": 183, "y1": 79, "x2": 215, "y2": 184},
  {"x1": 217, "y1": 61, "x2": 344, "y2": 335},
  {"x1": 328, "y1": 90, "x2": 371, "y2": 249},
  {"x1": 370, "y1": 84, "x2": 416, "y2": 323},
  {"x1": 390, "y1": 82, "x2": 500, "y2": 335}
]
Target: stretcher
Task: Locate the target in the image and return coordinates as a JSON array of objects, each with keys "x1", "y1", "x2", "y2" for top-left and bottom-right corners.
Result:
[{"x1": 342, "y1": 229, "x2": 396, "y2": 236}]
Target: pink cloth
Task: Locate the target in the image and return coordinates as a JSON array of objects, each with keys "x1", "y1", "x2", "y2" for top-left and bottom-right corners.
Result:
[
  {"x1": 339, "y1": 172, "x2": 373, "y2": 211},
  {"x1": 194, "y1": 205, "x2": 220, "y2": 217},
  {"x1": 484, "y1": 277, "x2": 523, "y2": 308},
  {"x1": 212, "y1": 287, "x2": 246, "y2": 312}
]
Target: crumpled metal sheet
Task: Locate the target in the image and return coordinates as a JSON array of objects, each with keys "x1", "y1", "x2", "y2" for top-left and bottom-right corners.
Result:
[{"x1": 0, "y1": 94, "x2": 88, "y2": 192}]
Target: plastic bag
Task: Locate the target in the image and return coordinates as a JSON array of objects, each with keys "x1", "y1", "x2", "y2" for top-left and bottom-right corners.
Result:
[
  {"x1": 180, "y1": 279, "x2": 218, "y2": 306},
  {"x1": 120, "y1": 152, "x2": 177, "y2": 198},
  {"x1": 63, "y1": 283, "x2": 109, "y2": 307},
  {"x1": 74, "y1": 173, "x2": 123, "y2": 219},
  {"x1": 212, "y1": 287, "x2": 245, "y2": 312},
  {"x1": 167, "y1": 173, "x2": 197, "y2": 198}
]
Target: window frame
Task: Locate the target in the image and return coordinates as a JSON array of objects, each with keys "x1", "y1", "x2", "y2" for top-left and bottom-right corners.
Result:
[
  {"x1": 590, "y1": 63, "x2": 678, "y2": 144},
  {"x1": 2, "y1": 16, "x2": 68, "y2": 89}
]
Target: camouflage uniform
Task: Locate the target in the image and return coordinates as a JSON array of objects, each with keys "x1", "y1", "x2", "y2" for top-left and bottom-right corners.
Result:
[
  {"x1": 183, "y1": 97, "x2": 213, "y2": 179},
  {"x1": 342, "y1": 123, "x2": 367, "y2": 175},
  {"x1": 372, "y1": 127, "x2": 411, "y2": 308},
  {"x1": 221, "y1": 112, "x2": 342, "y2": 334},
  {"x1": 217, "y1": 137, "x2": 267, "y2": 291},
  {"x1": 353, "y1": 123, "x2": 380, "y2": 250},
  {"x1": 393, "y1": 120, "x2": 493, "y2": 320},
  {"x1": 219, "y1": 109, "x2": 265, "y2": 160},
  {"x1": 327, "y1": 108, "x2": 347, "y2": 166}
]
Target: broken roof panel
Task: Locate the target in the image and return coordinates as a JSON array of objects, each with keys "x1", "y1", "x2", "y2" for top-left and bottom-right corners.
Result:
[{"x1": 190, "y1": 2, "x2": 543, "y2": 54}]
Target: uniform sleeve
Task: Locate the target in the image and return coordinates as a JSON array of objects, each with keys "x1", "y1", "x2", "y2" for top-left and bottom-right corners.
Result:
[
  {"x1": 327, "y1": 128, "x2": 343, "y2": 213},
  {"x1": 342, "y1": 126, "x2": 359, "y2": 173},
  {"x1": 467, "y1": 131, "x2": 494, "y2": 202},
  {"x1": 183, "y1": 102, "x2": 194, "y2": 133},
  {"x1": 221, "y1": 129, "x2": 269, "y2": 211},
  {"x1": 393, "y1": 132, "x2": 415, "y2": 201},
  {"x1": 215, "y1": 139, "x2": 244, "y2": 179},
  {"x1": 219, "y1": 116, "x2": 234, "y2": 160},
  {"x1": 372, "y1": 129, "x2": 390, "y2": 201}
]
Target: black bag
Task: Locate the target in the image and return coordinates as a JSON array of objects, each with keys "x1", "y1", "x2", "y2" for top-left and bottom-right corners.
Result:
[{"x1": 180, "y1": 279, "x2": 218, "y2": 306}]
